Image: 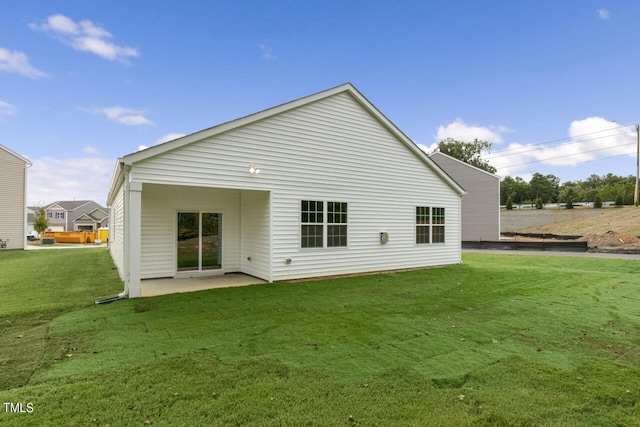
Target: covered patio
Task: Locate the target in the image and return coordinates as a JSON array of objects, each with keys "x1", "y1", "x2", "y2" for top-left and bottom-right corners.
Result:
[{"x1": 140, "y1": 273, "x2": 267, "y2": 297}]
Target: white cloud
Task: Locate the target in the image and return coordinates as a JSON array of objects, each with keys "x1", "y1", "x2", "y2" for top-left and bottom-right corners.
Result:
[
  {"x1": 0, "y1": 100, "x2": 17, "y2": 116},
  {"x1": 82, "y1": 146, "x2": 100, "y2": 155},
  {"x1": 0, "y1": 46, "x2": 48, "y2": 79},
  {"x1": 26, "y1": 155, "x2": 114, "y2": 206},
  {"x1": 597, "y1": 8, "x2": 611, "y2": 19},
  {"x1": 29, "y1": 14, "x2": 139, "y2": 63},
  {"x1": 436, "y1": 119, "x2": 510, "y2": 144},
  {"x1": 86, "y1": 106, "x2": 154, "y2": 126},
  {"x1": 258, "y1": 42, "x2": 277, "y2": 60}
]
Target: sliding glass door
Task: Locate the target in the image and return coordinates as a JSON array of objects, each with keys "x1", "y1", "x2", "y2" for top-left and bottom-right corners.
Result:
[{"x1": 177, "y1": 212, "x2": 221, "y2": 272}]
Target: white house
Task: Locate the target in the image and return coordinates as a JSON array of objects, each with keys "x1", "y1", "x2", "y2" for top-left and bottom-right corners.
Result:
[
  {"x1": 0, "y1": 144, "x2": 32, "y2": 250},
  {"x1": 107, "y1": 83, "x2": 465, "y2": 298},
  {"x1": 429, "y1": 151, "x2": 500, "y2": 241}
]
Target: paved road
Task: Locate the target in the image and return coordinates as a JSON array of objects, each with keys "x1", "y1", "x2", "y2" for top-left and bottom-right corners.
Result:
[{"x1": 463, "y1": 249, "x2": 640, "y2": 260}]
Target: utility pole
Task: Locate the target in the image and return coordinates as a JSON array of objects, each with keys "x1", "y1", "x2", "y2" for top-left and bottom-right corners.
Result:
[{"x1": 636, "y1": 124, "x2": 639, "y2": 206}]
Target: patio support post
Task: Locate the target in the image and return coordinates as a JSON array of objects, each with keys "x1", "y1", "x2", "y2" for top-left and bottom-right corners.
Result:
[{"x1": 127, "y1": 181, "x2": 143, "y2": 297}]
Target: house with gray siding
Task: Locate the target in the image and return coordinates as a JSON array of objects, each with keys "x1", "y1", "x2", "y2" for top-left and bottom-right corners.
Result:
[
  {"x1": 44, "y1": 200, "x2": 108, "y2": 231},
  {"x1": 429, "y1": 151, "x2": 500, "y2": 241},
  {"x1": 0, "y1": 144, "x2": 31, "y2": 250},
  {"x1": 107, "y1": 83, "x2": 466, "y2": 298}
]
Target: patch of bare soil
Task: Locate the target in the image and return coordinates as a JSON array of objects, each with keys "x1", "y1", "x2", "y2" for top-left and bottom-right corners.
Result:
[
  {"x1": 577, "y1": 232, "x2": 640, "y2": 250},
  {"x1": 516, "y1": 207, "x2": 640, "y2": 250}
]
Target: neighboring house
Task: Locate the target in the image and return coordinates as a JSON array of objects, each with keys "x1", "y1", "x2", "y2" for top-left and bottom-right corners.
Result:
[
  {"x1": 107, "y1": 83, "x2": 466, "y2": 298},
  {"x1": 429, "y1": 151, "x2": 500, "y2": 241},
  {"x1": 0, "y1": 144, "x2": 31, "y2": 250},
  {"x1": 44, "y1": 201, "x2": 109, "y2": 231}
]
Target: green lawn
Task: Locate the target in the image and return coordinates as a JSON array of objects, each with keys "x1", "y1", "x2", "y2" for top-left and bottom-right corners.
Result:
[{"x1": 1, "y1": 249, "x2": 639, "y2": 426}]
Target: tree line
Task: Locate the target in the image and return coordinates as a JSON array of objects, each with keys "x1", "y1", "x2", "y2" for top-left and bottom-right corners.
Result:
[
  {"x1": 500, "y1": 173, "x2": 636, "y2": 207},
  {"x1": 434, "y1": 138, "x2": 637, "y2": 208}
]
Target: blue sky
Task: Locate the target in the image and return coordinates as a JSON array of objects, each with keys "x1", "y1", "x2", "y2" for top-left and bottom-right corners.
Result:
[{"x1": 1, "y1": 1, "x2": 638, "y2": 206}]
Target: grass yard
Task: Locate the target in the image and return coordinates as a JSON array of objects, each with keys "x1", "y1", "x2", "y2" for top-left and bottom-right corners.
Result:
[{"x1": 1, "y1": 249, "x2": 639, "y2": 425}]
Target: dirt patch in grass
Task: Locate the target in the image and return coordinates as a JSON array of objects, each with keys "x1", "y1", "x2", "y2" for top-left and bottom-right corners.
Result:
[
  {"x1": 577, "y1": 231, "x2": 640, "y2": 250},
  {"x1": 0, "y1": 315, "x2": 52, "y2": 390}
]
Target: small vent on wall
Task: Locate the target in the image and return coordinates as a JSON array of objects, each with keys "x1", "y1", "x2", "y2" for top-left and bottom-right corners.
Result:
[{"x1": 380, "y1": 232, "x2": 389, "y2": 244}]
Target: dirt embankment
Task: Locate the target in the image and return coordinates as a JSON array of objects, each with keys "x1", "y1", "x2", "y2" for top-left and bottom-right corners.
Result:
[{"x1": 507, "y1": 206, "x2": 640, "y2": 250}]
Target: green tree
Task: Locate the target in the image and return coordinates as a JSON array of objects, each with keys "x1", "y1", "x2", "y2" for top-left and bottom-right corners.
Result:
[
  {"x1": 33, "y1": 207, "x2": 49, "y2": 238},
  {"x1": 435, "y1": 138, "x2": 497, "y2": 174},
  {"x1": 565, "y1": 197, "x2": 574, "y2": 209},
  {"x1": 529, "y1": 173, "x2": 560, "y2": 204},
  {"x1": 505, "y1": 195, "x2": 514, "y2": 210},
  {"x1": 594, "y1": 195, "x2": 603, "y2": 209}
]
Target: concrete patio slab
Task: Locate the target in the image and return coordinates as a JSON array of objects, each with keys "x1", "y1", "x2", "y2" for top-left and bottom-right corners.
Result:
[{"x1": 141, "y1": 273, "x2": 267, "y2": 297}]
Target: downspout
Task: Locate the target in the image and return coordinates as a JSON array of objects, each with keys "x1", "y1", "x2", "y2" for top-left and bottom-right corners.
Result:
[
  {"x1": 95, "y1": 162, "x2": 129, "y2": 304},
  {"x1": 458, "y1": 193, "x2": 464, "y2": 264},
  {"x1": 24, "y1": 159, "x2": 32, "y2": 251}
]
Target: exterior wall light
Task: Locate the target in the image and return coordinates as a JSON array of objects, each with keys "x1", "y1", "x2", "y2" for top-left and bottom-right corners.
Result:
[{"x1": 249, "y1": 165, "x2": 261, "y2": 174}]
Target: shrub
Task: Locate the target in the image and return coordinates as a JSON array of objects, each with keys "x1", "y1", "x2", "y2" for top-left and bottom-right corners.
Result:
[
  {"x1": 506, "y1": 195, "x2": 514, "y2": 210},
  {"x1": 535, "y1": 197, "x2": 544, "y2": 209},
  {"x1": 594, "y1": 195, "x2": 603, "y2": 209},
  {"x1": 565, "y1": 197, "x2": 573, "y2": 209}
]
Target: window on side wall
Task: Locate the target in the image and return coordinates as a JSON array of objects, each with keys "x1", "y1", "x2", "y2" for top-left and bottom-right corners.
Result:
[
  {"x1": 301, "y1": 200, "x2": 348, "y2": 248},
  {"x1": 416, "y1": 206, "x2": 430, "y2": 244},
  {"x1": 416, "y1": 206, "x2": 445, "y2": 244},
  {"x1": 432, "y1": 207, "x2": 445, "y2": 243},
  {"x1": 327, "y1": 202, "x2": 347, "y2": 247},
  {"x1": 301, "y1": 200, "x2": 324, "y2": 248}
]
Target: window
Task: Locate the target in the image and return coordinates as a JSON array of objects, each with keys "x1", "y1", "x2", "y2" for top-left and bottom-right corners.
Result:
[
  {"x1": 416, "y1": 206, "x2": 445, "y2": 244},
  {"x1": 301, "y1": 200, "x2": 324, "y2": 248},
  {"x1": 416, "y1": 206, "x2": 430, "y2": 244},
  {"x1": 301, "y1": 200, "x2": 348, "y2": 248},
  {"x1": 432, "y1": 208, "x2": 445, "y2": 243},
  {"x1": 55, "y1": 212, "x2": 65, "y2": 220},
  {"x1": 327, "y1": 202, "x2": 348, "y2": 247}
]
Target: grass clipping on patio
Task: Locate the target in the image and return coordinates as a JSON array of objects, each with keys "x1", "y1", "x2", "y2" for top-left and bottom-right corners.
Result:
[{"x1": 1, "y1": 250, "x2": 639, "y2": 425}]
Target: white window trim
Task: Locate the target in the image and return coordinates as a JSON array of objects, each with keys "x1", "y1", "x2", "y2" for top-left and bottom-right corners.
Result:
[
  {"x1": 416, "y1": 206, "x2": 445, "y2": 244},
  {"x1": 300, "y1": 199, "x2": 349, "y2": 250}
]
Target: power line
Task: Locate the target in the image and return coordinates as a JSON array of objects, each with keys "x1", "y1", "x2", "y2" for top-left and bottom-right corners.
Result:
[
  {"x1": 503, "y1": 143, "x2": 636, "y2": 168},
  {"x1": 488, "y1": 123, "x2": 634, "y2": 156},
  {"x1": 486, "y1": 129, "x2": 635, "y2": 159}
]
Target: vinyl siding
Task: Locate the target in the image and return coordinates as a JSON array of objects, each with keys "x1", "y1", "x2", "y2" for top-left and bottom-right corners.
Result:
[
  {"x1": 430, "y1": 152, "x2": 500, "y2": 241},
  {"x1": 109, "y1": 183, "x2": 125, "y2": 279},
  {"x1": 140, "y1": 184, "x2": 241, "y2": 279},
  {"x1": 0, "y1": 148, "x2": 28, "y2": 250},
  {"x1": 240, "y1": 190, "x2": 271, "y2": 280},
  {"x1": 130, "y1": 92, "x2": 461, "y2": 281}
]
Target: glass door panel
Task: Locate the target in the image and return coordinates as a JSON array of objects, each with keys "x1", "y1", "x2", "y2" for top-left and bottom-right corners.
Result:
[
  {"x1": 202, "y1": 213, "x2": 221, "y2": 270},
  {"x1": 177, "y1": 212, "x2": 199, "y2": 271}
]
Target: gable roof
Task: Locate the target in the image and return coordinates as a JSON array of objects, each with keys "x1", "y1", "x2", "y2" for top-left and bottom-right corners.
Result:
[
  {"x1": 0, "y1": 144, "x2": 32, "y2": 166},
  {"x1": 109, "y1": 83, "x2": 465, "y2": 201},
  {"x1": 45, "y1": 200, "x2": 107, "y2": 211},
  {"x1": 74, "y1": 210, "x2": 107, "y2": 222}
]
